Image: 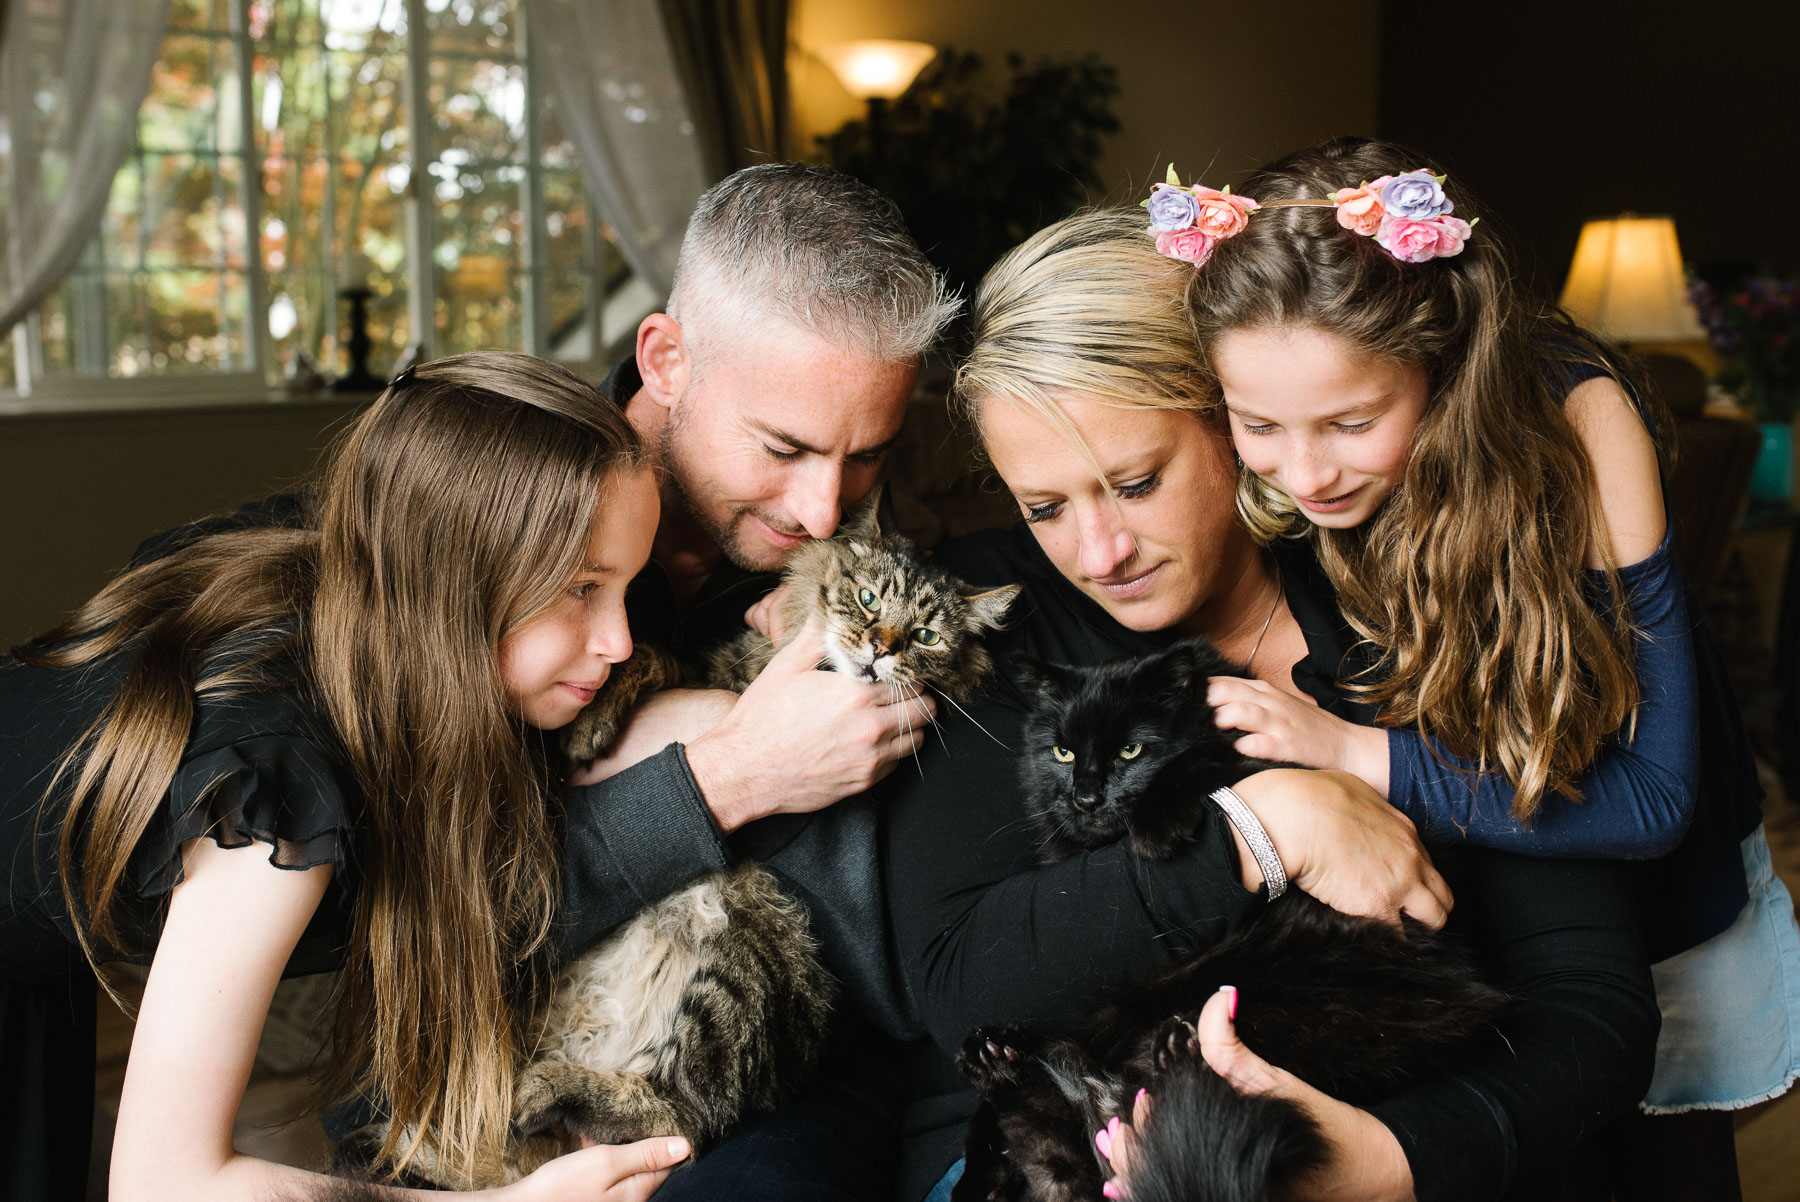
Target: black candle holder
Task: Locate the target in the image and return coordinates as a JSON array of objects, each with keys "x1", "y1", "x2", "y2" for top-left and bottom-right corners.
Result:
[{"x1": 332, "y1": 284, "x2": 387, "y2": 392}]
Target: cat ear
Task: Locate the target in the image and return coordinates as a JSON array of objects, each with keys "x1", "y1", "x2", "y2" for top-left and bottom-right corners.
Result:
[
  {"x1": 839, "y1": 484, "x2": 886, "y2": 543},
  {"x1": 1010, "y1": 651, "x2": 1073, "y2": 697},
  {"x1": 1149, "y1": 641, "x2": 1203, "y2": 695},
  {"x1": 961, "y1": 583, "x2": 1021, "y2": 631}
]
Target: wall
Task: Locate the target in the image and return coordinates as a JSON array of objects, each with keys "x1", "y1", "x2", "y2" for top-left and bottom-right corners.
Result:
[
  {"x1": 0, "y1": 400, "x2": 361, "y2": 648},
  {"x1": 790, "y1": 0, "x2": 1381, "y2": 202},
  {"x1": 1379, "y1": 1, "x2": 1800, "y2": 293}
]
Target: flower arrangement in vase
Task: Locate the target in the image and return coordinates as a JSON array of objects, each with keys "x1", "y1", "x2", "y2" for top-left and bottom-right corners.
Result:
[{"x1": 1689, "y1": 274, "x2": 1800, "y2": 501}]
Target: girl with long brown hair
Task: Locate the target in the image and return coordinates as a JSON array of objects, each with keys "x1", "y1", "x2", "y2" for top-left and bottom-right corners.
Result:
[
  {"x1": 1171, "y1": 137, "x2": 1797, "y2": 1196},
  {"x1": 0, "y1": 352, "x2": 691, "y2": 1200}
]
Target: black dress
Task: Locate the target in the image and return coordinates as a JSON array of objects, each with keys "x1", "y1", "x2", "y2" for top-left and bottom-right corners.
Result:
[{"x1": 0, "y1": 644, "x2": 357, "y2": 1202}]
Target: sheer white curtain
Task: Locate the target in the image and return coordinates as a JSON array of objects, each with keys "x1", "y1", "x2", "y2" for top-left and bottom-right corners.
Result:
[
  {"x1": 528, "y1": 0, "x2": 711, "y2": 295},
  {"x1": 0, "y1": 0, "x2": 172, "y2": 336}
]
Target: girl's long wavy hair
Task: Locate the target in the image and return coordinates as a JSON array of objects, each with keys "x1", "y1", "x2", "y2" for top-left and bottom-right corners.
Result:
[
  {"x1": 16, "y1": 352, "x2": 645, "y2": 1184},
  {"x1": 1184, "y1": 137, "x2": 1664, "y2": 821}
]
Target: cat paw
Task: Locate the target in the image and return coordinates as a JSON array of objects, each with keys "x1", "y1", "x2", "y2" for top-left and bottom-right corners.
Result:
[
  {"x1": 1150, "y1": 1015, "x2": 1203, "y2": 1075},
  {"x1": 957, "y1": 1027, "x2": 1032, "y2": 1091},
  {"x1": 561, "y1": 704, "x2": 620, "y2": 763},
  {"x1": 511, "y1": 1064, "x2": 574, "y2": 1141}
]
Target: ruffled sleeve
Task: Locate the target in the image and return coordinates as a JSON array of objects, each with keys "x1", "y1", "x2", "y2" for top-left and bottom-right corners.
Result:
[{"x1": 128, "y1": 731, "x2": 356, "y2": 900}]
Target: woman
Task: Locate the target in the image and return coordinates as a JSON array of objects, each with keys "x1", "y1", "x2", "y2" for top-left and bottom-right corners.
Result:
[
  {"x1": 880, "y1": 206, "x2": 1658, "y2": 1201},
  {"x1": 1, "y1": 353, "x2": 689, "y2": 1200}
]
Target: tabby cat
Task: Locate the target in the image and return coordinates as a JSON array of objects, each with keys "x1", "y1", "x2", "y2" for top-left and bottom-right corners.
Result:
[
  {"x1": 702, "y1": 490, "x2": 1021, "y2": 702},
  {"x1": 952, "y1": 638, "x2": 1506, "y2": 1202}
]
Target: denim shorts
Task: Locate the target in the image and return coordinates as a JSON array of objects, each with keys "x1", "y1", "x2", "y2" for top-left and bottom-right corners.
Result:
[{"x1": 1642, "y1": 825, "x2": 1800, "y2": 1112}]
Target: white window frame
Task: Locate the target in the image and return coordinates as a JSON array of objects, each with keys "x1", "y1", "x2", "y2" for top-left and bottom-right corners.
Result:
[{"x1": 1, "y1": 0, "x2": 648, "y2": 417}]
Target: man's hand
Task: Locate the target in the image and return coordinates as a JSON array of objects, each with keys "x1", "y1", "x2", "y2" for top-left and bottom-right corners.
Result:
[
  {"x1": 1230, "y1": 769, "x2": 1451, "y2": 928},
  {"x1": 568, "y1": 688, "x2": 739, "y2": 786},
  {"x1": 683, "y1": 615, "x2": 937, "y2": 832},
  {"x1": 1207, "y1": 677, "x2": 1390, "y2": 794}
]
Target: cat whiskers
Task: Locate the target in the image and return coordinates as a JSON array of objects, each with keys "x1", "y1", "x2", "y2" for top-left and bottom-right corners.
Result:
[
  {"x1": 893, "y1": 679, "x2": 928, "y2": 777},
  {"x1": 927, "y1": 682, "x2": 1010, "y2": 750}
]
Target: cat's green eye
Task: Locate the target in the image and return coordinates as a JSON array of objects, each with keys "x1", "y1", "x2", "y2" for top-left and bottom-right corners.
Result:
[
  {"x1": 1051, "y1": 746, "x2": 1075, "y2": 763},
  {"x1": 912, "y1": 628, "x2": 940, "y2": 646},
  {"x1": 857, "y1": 587, "x2": 880, "y2": 611},
  {"x1": 1118, "y1": 743, "x2": 1144, "y2": 760}
]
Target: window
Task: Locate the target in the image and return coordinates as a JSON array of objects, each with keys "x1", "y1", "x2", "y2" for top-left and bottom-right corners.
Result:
[{"x1": 10, "y1": 0, "x2": 645, "y2": 406}]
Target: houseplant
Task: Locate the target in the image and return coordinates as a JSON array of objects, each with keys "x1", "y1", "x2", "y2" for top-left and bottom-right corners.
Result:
[
  {"x1": 817, "y1": 48, "x2": 1120, "y2": 340},
  {"x1": 1689, "y1": 274, "x2": 1800, "y2": 499}
]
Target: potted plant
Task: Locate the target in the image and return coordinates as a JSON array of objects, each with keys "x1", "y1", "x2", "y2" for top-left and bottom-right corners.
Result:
[{"x1": 1689, "y1": 274, "x2": 1800, "y2": 500}]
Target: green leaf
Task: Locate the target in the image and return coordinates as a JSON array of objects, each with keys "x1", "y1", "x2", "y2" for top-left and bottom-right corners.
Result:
[{"x1": 1166, "y1": 162, "x2": 1181, "y2": 186}]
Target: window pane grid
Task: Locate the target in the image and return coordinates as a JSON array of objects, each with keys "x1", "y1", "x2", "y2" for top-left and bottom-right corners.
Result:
[{"x1": 15, "y1": 0, "x2": 639, "y2": 402}]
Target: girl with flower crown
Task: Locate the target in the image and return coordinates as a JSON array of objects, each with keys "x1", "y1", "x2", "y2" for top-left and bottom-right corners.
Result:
[
  {"x1": 0, "y1": 353, "x2": 693, "y2": 1201},
  {"x1": 1173, "y1": 136, "x2": 1799, "y2": 1198}
]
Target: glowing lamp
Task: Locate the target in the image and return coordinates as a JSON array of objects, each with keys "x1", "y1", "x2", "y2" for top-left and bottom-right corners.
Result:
[
  {"x1": 1559, "y1": 215, "x2": 1707, "y2": 343},
  {"x1": 818, "y1": 40, "x2": 937, "y2": 101}
]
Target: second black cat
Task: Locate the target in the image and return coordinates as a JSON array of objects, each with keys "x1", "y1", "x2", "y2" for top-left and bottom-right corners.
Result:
[{"x1": 953, "y1": 637, "x2": 1506, "y2": 1202}]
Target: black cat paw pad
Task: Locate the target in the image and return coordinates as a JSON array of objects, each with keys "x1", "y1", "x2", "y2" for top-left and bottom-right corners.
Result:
[
  {"x1": 1151, "y1": 1017, "x2": 1203, "y2": 1074},
  {"x1": 957, "y1": 1027, "x2": 1028, "y2": 1088}
]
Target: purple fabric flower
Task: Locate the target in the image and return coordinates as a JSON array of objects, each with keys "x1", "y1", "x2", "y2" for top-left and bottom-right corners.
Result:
[
  {"x1": 1146, "y1": 184, "x2": 1201, "y2": 232},
  {"x1": 1380, "y1": 171, "x2": 1453, "y2": 220}
]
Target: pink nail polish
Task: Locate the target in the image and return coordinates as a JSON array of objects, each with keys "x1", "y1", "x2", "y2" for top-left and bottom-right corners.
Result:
[
  {"x1": 1095, "y1": 1125, "x2": 1113, "y2": 1160},
  {"x1": 1220, "y1": 983, "x2": 1239, "y2": 1020},
  {"x1": 1103, "y1": 1182, "x2": 1123, "y2": 1200},
  {"x1": 1135, "y1": 1087, "x2": 1147, "y2": 1109}
]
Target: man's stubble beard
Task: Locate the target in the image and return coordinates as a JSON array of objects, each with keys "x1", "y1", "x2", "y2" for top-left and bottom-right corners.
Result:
[{"x1": 657, "y1": 396, "x2": 792, "y2": 573}]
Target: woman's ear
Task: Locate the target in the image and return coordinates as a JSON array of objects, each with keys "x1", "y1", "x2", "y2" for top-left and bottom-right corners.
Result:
[{"x1": 635, "y1": 313, "x2": 690, "y2": 411}]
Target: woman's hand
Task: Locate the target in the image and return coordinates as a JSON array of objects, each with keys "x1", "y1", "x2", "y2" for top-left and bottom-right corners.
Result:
[
  {"x1": 1102, "y1": 989, "x2": 1415, "y2": 1202},
  {"x1": 1207, "y1": 677, "x2": 1390, "y2": 795},
  {"x1": 509, "y1": 1136, "x2": 690, "y2": 1201},
  {"x1": 1230, "y1": 769, "x2": 1451, "y2": 928}
]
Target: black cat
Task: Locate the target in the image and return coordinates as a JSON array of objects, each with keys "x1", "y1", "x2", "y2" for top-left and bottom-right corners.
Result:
[
  {"x1": 953, "y1": 637, "x2": 1506, "y2": 1202},
  {"x1": 1014, "y1": 637, "x2": 1289, "y2": 864}
]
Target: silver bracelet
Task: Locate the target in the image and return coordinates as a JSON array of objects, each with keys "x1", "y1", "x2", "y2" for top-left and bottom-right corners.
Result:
[{"x1": 1209, "y1": 785, "x2": 1288, "y2": 901}]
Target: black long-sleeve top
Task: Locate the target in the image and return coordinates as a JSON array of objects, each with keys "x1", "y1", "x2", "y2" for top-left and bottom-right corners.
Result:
[{"x1": 880, "y1": 523, "x2": 1659, "y2": 1202}]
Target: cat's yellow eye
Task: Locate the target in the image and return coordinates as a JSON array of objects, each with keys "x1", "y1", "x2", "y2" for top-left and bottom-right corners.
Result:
[
  {"x1": 1118, "y1": 743, "x2": 1144, "y2": 760},
  {"x1": 912, "y1": 628, "x2": 940, "y2": 646},
  {"x1": 858, "y1": 587, "x2": 880, "y2": 611},
  {"x1": 1051, "y1": 746, "x2": 1075, "y2": 763}
]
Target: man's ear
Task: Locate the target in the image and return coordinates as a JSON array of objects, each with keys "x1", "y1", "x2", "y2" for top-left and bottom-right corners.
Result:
[{"x1": 635, "y1": 313, "x2": 689, "y2": 410}]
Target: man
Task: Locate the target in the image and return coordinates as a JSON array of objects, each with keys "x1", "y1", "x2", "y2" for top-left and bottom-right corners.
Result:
[{"x1": 553, "y1": 162, "x2": 958, "y2": 1199}]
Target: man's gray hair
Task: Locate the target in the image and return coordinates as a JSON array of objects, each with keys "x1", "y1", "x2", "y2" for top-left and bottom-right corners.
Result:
[{"x1": 667, "y1": 163, "x2": 959, "y2": 364}]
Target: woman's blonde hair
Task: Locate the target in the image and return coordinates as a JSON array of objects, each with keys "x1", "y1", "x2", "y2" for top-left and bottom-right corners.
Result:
[
  {"x1": 1184, "y1": 137, "x2": 1663, "y2": 821},
  {"x1": 953, "y1": 207, "x2": 1213, "y2": 443},
  {"x1": 18, "y1": 351, "x2": 645, "y2": 1184}
]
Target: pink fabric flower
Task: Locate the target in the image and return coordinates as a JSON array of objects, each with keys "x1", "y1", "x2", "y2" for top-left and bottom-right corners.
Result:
[
  {"x1": 1191, "y1": 186, "x2": 1259, "y2": 239},
  {"x1": 1375, "y1": 214, "x2": 1473, "y2": 263},
  {"x1": 1155, "y1": 226, "x2": 1217, "y2": 265},
  {"x1": 1331, "y1": 175, "x2": 1391, "y2": 236}
]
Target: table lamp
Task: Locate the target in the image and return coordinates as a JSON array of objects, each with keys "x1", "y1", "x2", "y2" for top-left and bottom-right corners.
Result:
[
  {"x1": 817, "y1": 40, "x2": 937, "y2": 167},
  {"x1": 1558, "y1": 215, "x2": 1708, "y2": 345}
]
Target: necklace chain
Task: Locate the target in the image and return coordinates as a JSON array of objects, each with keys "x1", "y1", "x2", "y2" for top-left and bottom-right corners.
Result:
[{"x1": 1245, "y1": 560, "x2": 1285, "y2": 667}]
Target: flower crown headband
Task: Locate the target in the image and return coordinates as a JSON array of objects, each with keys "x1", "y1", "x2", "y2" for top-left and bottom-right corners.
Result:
[{"x1": 1142, "y1": 164, "x2": 1477, "y2": 267}]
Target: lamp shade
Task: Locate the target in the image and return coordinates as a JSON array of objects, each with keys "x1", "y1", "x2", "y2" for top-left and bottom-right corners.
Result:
[
  {"x1": 1558, "y1": 215, "x2": 1707, "y2": 342},
  {"x1": 818, "y1": 40, "x2": 937, "y2": 101}
]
